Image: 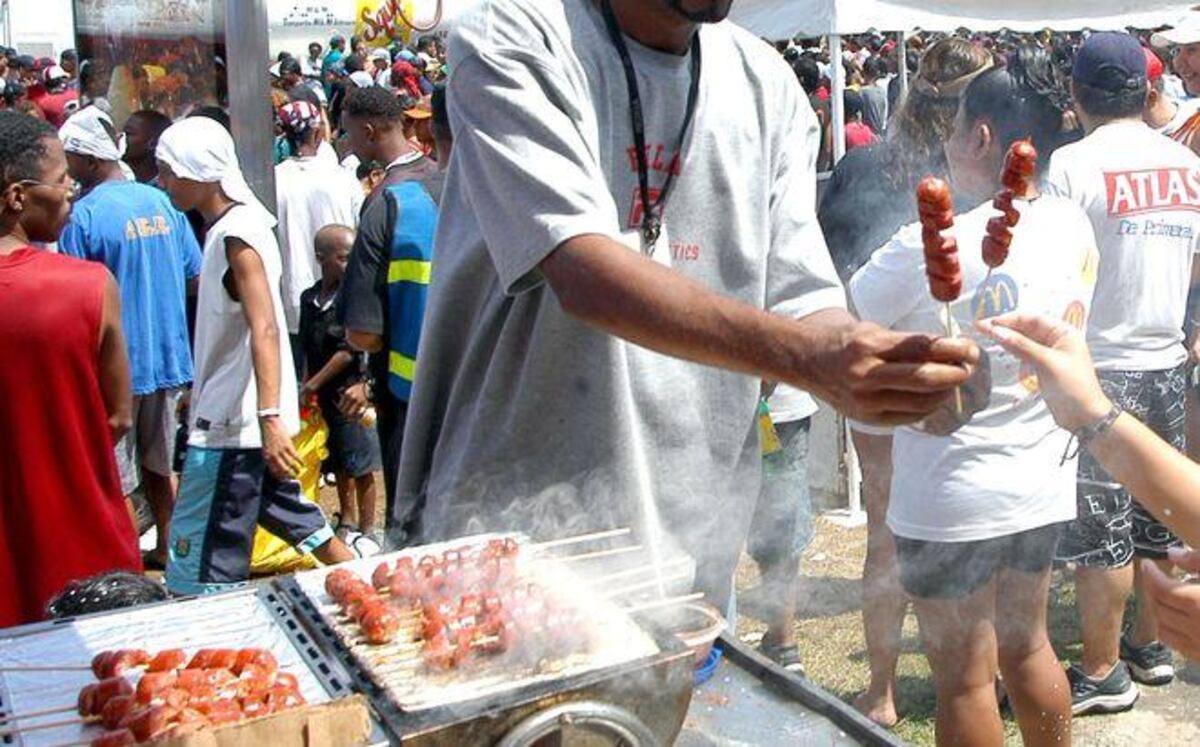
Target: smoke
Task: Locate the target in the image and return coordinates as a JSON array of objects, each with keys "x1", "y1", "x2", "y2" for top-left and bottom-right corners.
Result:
[{"x1": 414, "y1": 397, "x2": 767, "y2": 617}]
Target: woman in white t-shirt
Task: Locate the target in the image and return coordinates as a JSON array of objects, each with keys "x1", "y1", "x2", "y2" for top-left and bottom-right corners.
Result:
[{"x1": 850, "y1": 47, "x2": 1099, "y2": 747}]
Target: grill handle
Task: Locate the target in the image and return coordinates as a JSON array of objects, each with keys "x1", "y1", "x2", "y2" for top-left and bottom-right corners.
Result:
[{"x1": 496, "y1": 700, "x2": 661, "y2": 747}]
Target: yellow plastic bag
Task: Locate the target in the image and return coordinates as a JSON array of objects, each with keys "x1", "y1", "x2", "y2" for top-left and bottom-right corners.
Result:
[{"x1": 249, "y1": 404, "x2": 328, "y2": 575}]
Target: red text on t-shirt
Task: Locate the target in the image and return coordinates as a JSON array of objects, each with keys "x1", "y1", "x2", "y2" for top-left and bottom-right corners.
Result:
[{"x1": 1105, "y1": 167, "x2": 1200, "y2": 217}]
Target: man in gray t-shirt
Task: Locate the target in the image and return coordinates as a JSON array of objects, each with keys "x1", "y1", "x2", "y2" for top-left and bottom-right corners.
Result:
[{"x1": 395, "y1": 0, "x2": 976, "y2": 609}]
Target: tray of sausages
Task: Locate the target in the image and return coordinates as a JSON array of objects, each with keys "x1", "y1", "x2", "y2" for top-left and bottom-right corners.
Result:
[
  {"x1": 0, "y1": 589, "x2": 337, "y2": 746},
  {"x1": 287, "y1": 534, "x2": 659, "y2": 712}
]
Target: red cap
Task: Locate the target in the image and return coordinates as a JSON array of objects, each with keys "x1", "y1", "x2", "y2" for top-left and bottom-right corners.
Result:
[{"x1": 1144, "y1": 46, "x2": 1164, "y2": 82}]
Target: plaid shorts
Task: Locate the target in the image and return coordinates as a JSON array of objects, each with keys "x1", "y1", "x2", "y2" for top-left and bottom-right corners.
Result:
[{"x1": 1057, "y1": 365, "x2": 1186, "y2": 569}]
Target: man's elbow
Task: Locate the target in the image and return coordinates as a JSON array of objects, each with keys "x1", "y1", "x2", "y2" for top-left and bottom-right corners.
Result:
[
  {"x1": 541, "y1": 249, "x2": 603, "y2": 324},
  {"x1": 346, "y1": 328, "x2": 384, "y2": 353},
  {"x1": 255, "y1": 319, "x2": 281, "y2": 348},
  {"x1": 109, "y1": 414, "x2": 133, "y2": 443}
]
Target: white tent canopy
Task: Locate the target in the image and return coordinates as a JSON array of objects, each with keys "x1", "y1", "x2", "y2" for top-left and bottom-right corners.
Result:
[{"x1": 729, "y1": 0, "x2": 1196, "y2": 38}]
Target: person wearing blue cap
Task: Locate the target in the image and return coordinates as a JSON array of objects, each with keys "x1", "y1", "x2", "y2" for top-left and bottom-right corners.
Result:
[{"x1": 1045, "y1": 30, "x2": 1200, "y2": 716}]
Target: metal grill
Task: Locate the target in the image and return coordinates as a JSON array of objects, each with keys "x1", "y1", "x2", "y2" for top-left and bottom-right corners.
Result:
[
  {"x1": 288, "y1": 534, "x2": 662, "y2": 711},
  {"x1": 0, "y1": 588, "x2": 352, "y2": 747}
]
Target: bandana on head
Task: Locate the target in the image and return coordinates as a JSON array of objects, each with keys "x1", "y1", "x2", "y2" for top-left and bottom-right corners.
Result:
[
  {"x1": 277, "y1": 100, "x2": 321, "y2": 135},
  {"x1": 349, "y1": 70, "x2": 375, "y2": 88},
  {"x1": 156, "y1": 117, "x2": 276, "y2": 228},
  {"x1": 59, "y1": 106, "x2": 125, "y2": 162},
  {"x1": 391, "y1": 61, "x2": 422, "y2": 99}
]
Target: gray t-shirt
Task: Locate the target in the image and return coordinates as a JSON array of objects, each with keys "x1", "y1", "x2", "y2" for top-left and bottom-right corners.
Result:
[
  {"x1": 860, "y1": 83, "x2": 888, "y2": 135},
  {"x1": 397, "y1": 0, "x2": 844, "y2": 606}
]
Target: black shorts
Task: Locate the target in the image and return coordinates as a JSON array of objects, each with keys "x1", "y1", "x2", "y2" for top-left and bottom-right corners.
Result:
[
  {"x1": 895, "y1": 523, "x2": 1065, "y2": 600},
  {"x1": 1057, "y1": 366, "x2": 1186, "y2": 568}
]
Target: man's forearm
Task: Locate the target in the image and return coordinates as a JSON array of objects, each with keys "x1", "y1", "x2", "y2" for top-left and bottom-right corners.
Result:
[
  {"x1": 1089, "y1": 414, "x2": 1200, "y2": 548},
  {"x1": 307, "y1": 351, "x2": 354, "y2": 392},
  {"x1": 541, "y1": 233, "x2": 851, "y2": 395},
  {"x1": 250, "y1": 322, "x2": 283, "y2": 412}
]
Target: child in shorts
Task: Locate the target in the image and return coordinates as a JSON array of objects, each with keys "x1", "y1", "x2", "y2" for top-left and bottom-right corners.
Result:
[{"x1": 298, "y1": 225, "x2": 383, "y2": 556}]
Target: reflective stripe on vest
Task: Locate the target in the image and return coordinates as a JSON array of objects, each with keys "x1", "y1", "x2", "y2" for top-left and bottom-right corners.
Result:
[{"x1": 385, "y1": 181, "x2": 437, "y2": 401}]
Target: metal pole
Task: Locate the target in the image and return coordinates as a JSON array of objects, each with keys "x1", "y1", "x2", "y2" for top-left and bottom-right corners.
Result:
[
  {"x1": 844, "y1": 419, "x2": 863, "y2": 520},
  {"x1": 224, "y1": 0, "x2": 276, "y2": 215},
  {"x1": 897, "y1": 30, "x2": 909, "y2": 101},
  {"x1": 830, "y1": 33, "x2": 846, "y2": 165}
]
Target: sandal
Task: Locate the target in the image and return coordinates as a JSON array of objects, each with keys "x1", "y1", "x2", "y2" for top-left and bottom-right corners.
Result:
[
  {"x1": 332, "y1": 513, "x2": 358, "y2": 542},
  {"x1": 761, "y1": 643, "x2": 806, "y2": 675}
]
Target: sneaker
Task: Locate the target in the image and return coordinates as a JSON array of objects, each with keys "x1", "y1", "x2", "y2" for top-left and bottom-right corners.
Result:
[
  {"x1": 1120, "y1": 634, "x2": 1175, "y2": 685},
  {"x1": 1067, "y1": 662, "x2": 1140, "y2": 716}
]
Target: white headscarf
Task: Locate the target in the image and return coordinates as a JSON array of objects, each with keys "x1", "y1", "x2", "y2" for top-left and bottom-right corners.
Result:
[
  {"x1": 348, "y1": 71, "x2": 375, "y2": 89},
  {"x1": 59, "y1": 106, "x2": 125, "y2": 162},
  {"x1": 156, "y1": 117, "x2": 276, "y2": 228}
]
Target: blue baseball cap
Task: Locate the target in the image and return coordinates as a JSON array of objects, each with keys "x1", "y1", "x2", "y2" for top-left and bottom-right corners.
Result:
[{"x1": 1073, "y1": 31, "x2": 1147, "y2": 93}]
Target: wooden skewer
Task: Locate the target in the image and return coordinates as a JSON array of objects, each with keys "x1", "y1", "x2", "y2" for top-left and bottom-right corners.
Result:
[
  {"x1": 602, "y1": 571, "x2": 691, "y2": 599},
  {"x1": 0, "y1": 664, "x2": 92, "y2": 673},
  {"x1": 621, "y1": 592, "x2": 705, "y2": 614},
  {"x1": 0, "y1": 715, "x2": 96, "y2": 738},
  {"x1": 555, "y1": 544, "x2": 644, "y2": 564},
  {"x1": 0, "y1": 704, "x2": 78, "y2": 725},
  {"x1": 529, "y1": 528, "x2": 631, "y2": 552},
  {"x1": 944, "y1": 302, "x2": 964, "y2": 416},
  {"x1": 589, "y1": 557, "x2": 691, "y2": 586}
]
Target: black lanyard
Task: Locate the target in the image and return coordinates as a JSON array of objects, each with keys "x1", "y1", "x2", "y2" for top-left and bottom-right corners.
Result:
[{"x1": 599, "y1": 0, "x2": 702, "y2": 255}]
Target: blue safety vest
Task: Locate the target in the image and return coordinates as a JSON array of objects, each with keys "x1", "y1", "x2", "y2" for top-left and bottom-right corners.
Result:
[{"x1": 384, "y1": 181, "x2": 437, "y2": 401}]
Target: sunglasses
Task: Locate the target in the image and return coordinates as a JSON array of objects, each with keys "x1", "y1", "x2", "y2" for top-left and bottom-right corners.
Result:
[{"x1": 15, "y1": 178, "x2": 80, "y2": 200}]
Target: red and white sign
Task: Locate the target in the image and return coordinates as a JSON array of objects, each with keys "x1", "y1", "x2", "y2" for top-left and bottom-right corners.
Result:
[{"x1": 1105, "y1": 168, "x2": 1200, "y2": 217}]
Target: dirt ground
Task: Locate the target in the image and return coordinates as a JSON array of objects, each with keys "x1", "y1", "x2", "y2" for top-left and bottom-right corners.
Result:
[{"x1": 733, "y1": 515, "x2": 1200, "y2": 746}]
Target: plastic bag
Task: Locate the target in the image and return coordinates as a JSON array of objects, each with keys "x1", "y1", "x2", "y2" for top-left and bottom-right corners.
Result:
[{"x1": 249, "y1": 403, "x2": 328, "y2": 575}]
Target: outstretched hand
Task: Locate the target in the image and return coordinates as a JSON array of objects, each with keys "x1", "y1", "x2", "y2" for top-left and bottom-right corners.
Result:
[
  {"x1": 805, "y1": 319, "x2": 980, "y2": 426},
  {"x1": 1141, "y1": 549, "x2": 1200, "y2": 662},
  {"x1": 975, "y1": 313, "x2": 1111, "y2": 432}
]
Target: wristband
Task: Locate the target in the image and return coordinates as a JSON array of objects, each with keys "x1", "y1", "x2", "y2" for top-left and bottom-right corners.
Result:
[
  {"x1": 256, "y1": 408, "x2": 282, "y2": 419},
  {"x1": 1060, "y1": 404, "x2": 1123, "y2": 465}
]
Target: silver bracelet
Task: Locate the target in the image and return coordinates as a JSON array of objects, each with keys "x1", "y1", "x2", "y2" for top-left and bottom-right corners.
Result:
[
  {"x1": 256, "y1": 407, "x2": 282, "y2": 419},
  {"x1": 1060, "y1": 404, "x2": 1123, "y2": 465}
]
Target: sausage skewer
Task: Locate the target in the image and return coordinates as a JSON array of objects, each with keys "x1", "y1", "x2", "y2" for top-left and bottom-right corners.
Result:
[
  {"x1": 982, "y1": 140, "x2": 1038, "y2": 278},
  {"x1": 917, "y1": 176, "x2": 963, "y2": 414}
]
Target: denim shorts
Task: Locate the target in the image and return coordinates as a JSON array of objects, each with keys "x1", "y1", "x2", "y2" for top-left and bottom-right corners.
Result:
[
  {"x1": 896, "y1": 522, "x2": 1064, "y2": 600},
  {"x1": 321, "y1": 404, "x2": 382, "y2": 478},
  {"x1": 747, "y1": 418, "x2": 813, "y2": 567}
]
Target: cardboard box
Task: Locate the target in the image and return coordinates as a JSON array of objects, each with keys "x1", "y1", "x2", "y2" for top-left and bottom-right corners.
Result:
[{"x1": 156, "y1": 695, "x2": 372, "y2": 747}]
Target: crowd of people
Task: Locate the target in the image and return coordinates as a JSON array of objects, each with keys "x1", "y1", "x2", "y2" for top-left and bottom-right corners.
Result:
[
  {"x1": 0, "y1": 47, "x2": 83, "y2": 126},
  {"x1": 3, "y1": 2, "x2": 1200, "y2": 745}
]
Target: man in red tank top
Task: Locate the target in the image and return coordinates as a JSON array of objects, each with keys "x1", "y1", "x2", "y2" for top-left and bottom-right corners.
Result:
[{"x1": 0, "y1": 111, "x2": 141, "y2": 628}]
